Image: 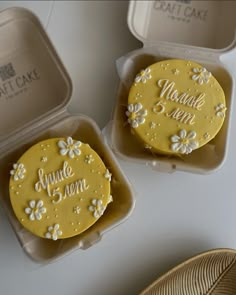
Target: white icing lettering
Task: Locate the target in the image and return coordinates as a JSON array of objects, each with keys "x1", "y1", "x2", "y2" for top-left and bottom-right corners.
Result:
[
  {"x1": 166, "y1": 107, "x2": 195, "y2": 125},
  {"x1": 52, "y1": 188, "x2": 63, "y2": 204},
  {"x1": 52, "y1": 179, "x2": 89, "y2": 204},
  {"x1": 152, "y1": 100, "x2": 166, "y2": 114},
  {"x1": 64, "y1": 179, "x2": 89, "y2": 198},
  {"x1": 157, "y1": 79, "x2": 205, "y2": 110},
  {"x1": 35, "y1": 161, "x2": 74, "y2": 196}
]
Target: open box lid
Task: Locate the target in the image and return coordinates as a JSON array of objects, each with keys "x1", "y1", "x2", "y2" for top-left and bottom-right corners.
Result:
[
  {"x1": 0, "y1": 7, "x2": 72, "y2": 150},
  {"x1": 128, "y1": 1, "x2": 236, "y2": 51}
]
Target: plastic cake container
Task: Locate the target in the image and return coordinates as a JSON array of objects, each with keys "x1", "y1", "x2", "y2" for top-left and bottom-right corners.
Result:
[
  {"x1": 109, "y1": 0, "x2": 236, "y2": 174},
  {"x1": 0, "y1": 7, "x2": 135, "y2": 262}
]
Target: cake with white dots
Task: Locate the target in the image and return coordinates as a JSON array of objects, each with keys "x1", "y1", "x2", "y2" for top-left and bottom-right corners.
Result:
[
  {"x1": 126, "y1": 59, "x2": 226, "y2": 155},
  {"x1": 9, "y1": 137, "x2": 113, "y2": 240}
]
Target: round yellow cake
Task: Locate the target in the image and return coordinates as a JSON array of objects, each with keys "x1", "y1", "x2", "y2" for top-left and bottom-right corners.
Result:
[
  {"x1": 126, "y1": 59, "x2": 226, "y2": 155},
  {"x1": 9, "y1": 137, "x2": 112, "y2": 240}
]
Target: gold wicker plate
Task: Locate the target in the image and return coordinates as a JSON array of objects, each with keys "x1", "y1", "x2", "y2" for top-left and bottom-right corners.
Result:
[{"x1": 140, "y1": 249, "x2": 236, "y2": 295}]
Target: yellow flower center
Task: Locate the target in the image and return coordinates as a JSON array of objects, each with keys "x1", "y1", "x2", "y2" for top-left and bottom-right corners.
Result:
[
  {"x1": 130, "y1": 113, "x2": 137, "y2": 120},
  {"x1": 68, "y1": 144, "x2": 75, "y2": 150},
  {"x1": 181, "y1": 138, "x2": 189, "y2": 145},
  {"x1": 140, "y1": 70, "x2": 145, "y2": 77}
]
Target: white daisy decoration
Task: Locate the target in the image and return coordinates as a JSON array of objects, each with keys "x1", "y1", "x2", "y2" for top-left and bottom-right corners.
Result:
[
  {"x1": 191, "y1": 67, "x2": 211, "y2": 85},
  {"x1": 126, "y1": 103, "x2": 148, "y2": 128},
  {"x1": 104, "y1": 169, "x2": 112, "y2": 182},
  {"x1": 41, "y1": 157, "x2": 48, "y2": 163},
  {"x1": 204, "y1": 133, "x2": 210, "y2": 140},
  {"x1": 215, "y1": 103, "x2": 226, "y2": 118},
  {"x1": 108, "y1": 195, "x2": 113, "y2": 204},
  {"x1": 25, "y1": 200, "x2": 46, "y2": 221},
  {"x1": 84, "y1": 154, "x2": 94, "y2": 164},
  {"x1": 134, "y1": 67, "x2": 152, "y2": 84},
  {"x1": 73, "y1": 206, "x2": 81, "y2": 215},
  {"x1": 45, "y1": 224, "x2": 62, "y2": 240},
  {"x1": 170, "y1": 129, "x2": 199, "y2": 154},
  {"x1": 172, "y1": 68, "x2": 180, "y2": 75},
  {"x1": 150, "y1": 122, "x2": 156, "y2": 129},
  {"x1": 144, "y1": 144, "x2": 152, "y2": 150},
  {"x1": 58, "y1": 137, "x2": 81, "y2": 159},
  {"x1": 88, "y1": 199, "x2": 105, "y2": 218},
  {"x1": 10, "y1": 163, "x2": 26, "y2": 181}
]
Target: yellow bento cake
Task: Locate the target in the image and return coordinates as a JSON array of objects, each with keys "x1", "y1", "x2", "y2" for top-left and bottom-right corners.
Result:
[
  {"x1": 9, "y1": 137, "x2": 113, "y2": 240},
  {"x1": 126, "y1": 59, "x2": 226, "y2": 155}
]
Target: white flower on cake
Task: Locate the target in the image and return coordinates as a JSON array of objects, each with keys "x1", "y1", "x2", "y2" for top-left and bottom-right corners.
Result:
[
  {"x1": 58, "y1": 137, "x2": 81, "y2": 159},
  {"x1": 108, "y1": 195, "x2": 113, "y2": 204},
  {"x1": 150, "y1": 122, "x2": 156, "y2": 129},
  {"x1": 170, "y1": 129, "x2": 199, "y2": 154},
  {"x1": 41, "y1": 157, "x2": 48, "y2": 163},
  {"x1": 10, "y1": 163, "x2": 26, "y2": 181},
  {"x1": 73, "y1": 206, "x2": 81, "y2": 215},
  {"x1": 104, "y1": 169, "x2": 112, "y2": 181},
  {"x1": 88, "y1": 199, "x2": 105, "y2": 218},
  {"x1": 172, "y1": 68, "x2": 180, "y2": 75},
  {"x1": 85, "y1": 154, "x2": 94, "y2": 164},
  {"x1": 191, "y1": 67, "x2": 211, "y2": 85},
  {"x1": 135, "y1": 67, "x2": 152, "y2": 84},
  {"x1": 25, "y1": 200, "x2": 46, "y2": 221},
  {"x1": 126, "y1": 103, "x2": 148, "y2": 128},
  {"x1": 45, "y1": 224, "x2": 62, "y2": 240},
  {"x1": 204, "y1": 133, "x2": 210, "y2": 140},
  {"x1": 144, "y1": 144, "x2": 152, "y2": 150},
  {"x1": 215, "y1": 103, "x2": 226, "y2": 118}
]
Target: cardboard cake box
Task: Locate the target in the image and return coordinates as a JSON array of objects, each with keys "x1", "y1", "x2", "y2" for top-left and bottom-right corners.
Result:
[
  {"x1": 109, "y1": 0, "x2": 236, "y2": 174},
  {"x1": 0, "y1": 7, "x2": 134, "y2": 262}
]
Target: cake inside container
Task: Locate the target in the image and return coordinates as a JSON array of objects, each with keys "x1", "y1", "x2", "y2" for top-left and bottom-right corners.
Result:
[
  {"x1": 109, "y1": 0, "x2": 235, "y2": 173},
  {"x1": 0, "y1": 8, "x2": 134, "y2": 262},
  {"x1": 111, "y1": 53, "x2": 233, "y2": 173},
  {"x1": 0, "y1": 115, "x2": 134, "y2": 262}
]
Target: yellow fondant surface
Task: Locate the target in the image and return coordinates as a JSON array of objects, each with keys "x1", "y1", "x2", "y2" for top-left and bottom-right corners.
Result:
[
  {"x1": 9, "y1": 137, "x2": 111, "y2": 240},
  {"x1": 127, "y1": 59, "x2": 226, "y2": 155}
]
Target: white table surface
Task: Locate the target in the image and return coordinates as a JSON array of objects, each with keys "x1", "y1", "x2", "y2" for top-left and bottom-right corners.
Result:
[{"x1": 1, "y1": 1, "x2": 236, "y2": 295}]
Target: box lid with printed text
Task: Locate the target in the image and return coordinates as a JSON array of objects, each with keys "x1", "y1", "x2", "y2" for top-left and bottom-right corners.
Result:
[
  {"x1": 128, "y1": 0, "x2": 236, "y2": 51},
  {"x1": 0, "y1": 7, "x2": 72, "y2": 153}
]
